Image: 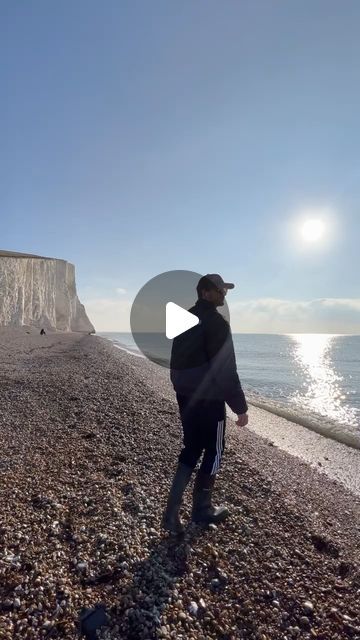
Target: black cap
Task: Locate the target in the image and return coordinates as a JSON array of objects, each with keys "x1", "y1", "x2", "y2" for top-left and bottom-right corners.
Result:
[
  {"x1": 196, "y1": 273, "x2": 235, "y2": 297},
  {"x1": 199, "y1": 274, "x2": 235, "y2": 290}
]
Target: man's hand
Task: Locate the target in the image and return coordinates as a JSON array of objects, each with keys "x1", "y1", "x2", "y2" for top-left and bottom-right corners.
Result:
[{"x1": 236, "y1": 413, "x2": 248, "y2": 427}]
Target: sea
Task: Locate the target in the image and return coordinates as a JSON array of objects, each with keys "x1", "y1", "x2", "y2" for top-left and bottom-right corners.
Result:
[{"x1": 99, "y1": 332, "x2": 360, "y2": 451}]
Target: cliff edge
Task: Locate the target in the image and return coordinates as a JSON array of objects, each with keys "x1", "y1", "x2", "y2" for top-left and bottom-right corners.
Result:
[{"x1": 0, "y1": 251, "x2": 95, "y2": 332}]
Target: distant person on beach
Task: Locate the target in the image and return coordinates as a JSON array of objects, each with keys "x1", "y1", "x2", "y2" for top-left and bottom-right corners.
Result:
[
  {"x1": 40, "y1": 328, "x2": 46, "y2": 335},
  {"x1": 162, "y1": 273, "x2": 248, "y2": 534}
]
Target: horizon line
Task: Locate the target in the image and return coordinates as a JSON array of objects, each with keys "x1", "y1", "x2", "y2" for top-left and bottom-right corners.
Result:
[{"x1": 97, "y1": 330, "x2": 360, "y2": 336}]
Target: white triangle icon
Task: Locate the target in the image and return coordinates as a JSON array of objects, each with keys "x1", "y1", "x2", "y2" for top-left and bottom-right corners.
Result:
[{"x1": 166, "y1": 302, "x2": 199, "y2": 339}]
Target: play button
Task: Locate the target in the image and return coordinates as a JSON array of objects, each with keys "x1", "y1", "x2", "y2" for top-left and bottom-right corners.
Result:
[
  {"x1": 165, "y1": 302, "x2": 200, "y2": 339},
  {"x1": 130, "y1": 270, "x2": 230, "y2": 368}
]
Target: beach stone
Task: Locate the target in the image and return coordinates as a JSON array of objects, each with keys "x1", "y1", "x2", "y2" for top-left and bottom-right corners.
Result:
[
  {"x1": 188, "y1": 601, "x2": 198, "y2": 616},
  {"x1": 79, "y1": 605, "x2": 109, "y2": 638},
  {"x1": 42, "y1": 621, "x2": 53, "y2": 629},
  {"x1": 217, "y1": 570, "x2": 228, "y2": 582},
  {"x1": 299, "y1": 616, "x2": 310, "y2": 628}
]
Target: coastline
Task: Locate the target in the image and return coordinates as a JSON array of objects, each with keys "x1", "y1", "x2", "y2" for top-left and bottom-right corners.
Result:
[
  {"x1": 111, "y1": 338, "x2": 360, "y2": 497},
  {"x1": 227, "y1": 405, "x2": 360, "y2": 497},
  {"x1": 0, "y1": 328, "x2": 359, "y2": 639}
]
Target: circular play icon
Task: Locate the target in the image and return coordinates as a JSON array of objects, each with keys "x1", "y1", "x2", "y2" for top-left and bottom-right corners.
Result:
[{"x1": 130, "y1": 270, "x2": 230, "y2": 368}]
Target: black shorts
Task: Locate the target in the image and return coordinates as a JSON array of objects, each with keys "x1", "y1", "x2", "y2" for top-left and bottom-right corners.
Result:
[{"x1": 176, "y1": 393, "x2": 226, "y2": 475}]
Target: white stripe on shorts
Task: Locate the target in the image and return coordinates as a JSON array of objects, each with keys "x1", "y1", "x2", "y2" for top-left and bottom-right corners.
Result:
[{"x1": 211, "y1": 419, "x2": 224, "y2": 475}]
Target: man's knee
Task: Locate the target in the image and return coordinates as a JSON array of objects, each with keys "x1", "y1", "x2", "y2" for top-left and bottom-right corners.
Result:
[
  {"x1": 178, "y1": 447, "x2": 202, "y2": 470},
  {"x1": 201, "y1": 452, "x2": 224, "y2": 475},
  {"x1": 202, "y1": 439, "x2": 225, "y2": 474}
]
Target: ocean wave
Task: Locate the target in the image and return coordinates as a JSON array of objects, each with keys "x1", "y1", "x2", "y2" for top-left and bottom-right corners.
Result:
[
  {"x1": 105, "y1": 338, "x2": 145, "y2": 359},
  {"x1": 245, "y1": 394, "x2": 360, "y2": 451}
]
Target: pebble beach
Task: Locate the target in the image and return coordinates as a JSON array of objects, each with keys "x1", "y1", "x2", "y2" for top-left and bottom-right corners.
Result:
[{"x1": 0, "y1": 328, "x2": 359, "y2": 640}]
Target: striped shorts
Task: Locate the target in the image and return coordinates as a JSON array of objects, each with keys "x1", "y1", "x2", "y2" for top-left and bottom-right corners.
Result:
[{"x1": 176, "y1": 393, "x2": 226, "y2": 475}]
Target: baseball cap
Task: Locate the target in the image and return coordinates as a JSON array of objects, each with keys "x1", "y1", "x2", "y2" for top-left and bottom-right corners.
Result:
[{"x1": 198, "y1": 274, "x2": 235, "y2": 290}]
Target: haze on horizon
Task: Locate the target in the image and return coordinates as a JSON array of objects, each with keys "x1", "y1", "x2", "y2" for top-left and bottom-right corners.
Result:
[{"x1": 1, "y1": 1, "x2": 359, "y2": 335}]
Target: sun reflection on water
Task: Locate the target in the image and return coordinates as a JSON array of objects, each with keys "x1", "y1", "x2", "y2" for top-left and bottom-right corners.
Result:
[{"x1": 288, "y1": 334, "x2": 358, "y2": 426}]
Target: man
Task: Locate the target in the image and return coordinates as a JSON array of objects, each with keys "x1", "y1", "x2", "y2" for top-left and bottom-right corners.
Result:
[{"x1": 162, "y1": 274, "x2": 248, "y2": 534}]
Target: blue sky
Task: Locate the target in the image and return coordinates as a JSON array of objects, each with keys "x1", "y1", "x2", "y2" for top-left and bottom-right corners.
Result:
[{"x1": 1, "y1": 1, "x2": 359, "y2": 332}]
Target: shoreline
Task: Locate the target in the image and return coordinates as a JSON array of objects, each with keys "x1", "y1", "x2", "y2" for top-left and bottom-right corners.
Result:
[
  {"x1": 107, "y1": 337, "x2": 360, "y2": 497},
  {"x1": 0, "y1": 328, "x2": 359, "y2": 639}
]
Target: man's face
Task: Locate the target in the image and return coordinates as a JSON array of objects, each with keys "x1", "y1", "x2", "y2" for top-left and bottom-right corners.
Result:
[{"x1": 202, "y1": 286, "x2": 228, "y2": 306}]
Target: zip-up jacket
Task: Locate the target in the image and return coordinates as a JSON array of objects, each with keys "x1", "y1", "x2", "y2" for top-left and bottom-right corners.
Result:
[{"x1": 170, "y1": 299, "x2": 248, "y2": 415}]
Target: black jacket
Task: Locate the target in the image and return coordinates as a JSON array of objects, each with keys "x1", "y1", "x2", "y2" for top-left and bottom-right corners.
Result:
[{"x1": 170, "y1": 299, "x2": 248, "y2": 414}]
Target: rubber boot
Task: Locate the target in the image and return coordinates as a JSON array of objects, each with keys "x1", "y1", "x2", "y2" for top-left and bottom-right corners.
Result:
[
  {"x1": 191, "y1": 470, "x2": 230, "y2": 524},
  {"x1": 161, "y1": 462, "x2": 194, "y2": 534}
]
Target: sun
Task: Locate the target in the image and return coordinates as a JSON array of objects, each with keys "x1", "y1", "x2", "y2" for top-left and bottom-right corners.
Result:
[
  {"x1": 286, "y1": 206, "x2": 336, "y2": 252},
  {"x1": 301, "y1": 218, "x2": 326, "y2": 243}
]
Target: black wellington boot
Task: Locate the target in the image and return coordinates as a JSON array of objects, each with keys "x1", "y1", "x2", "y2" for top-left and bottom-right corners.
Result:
[
  {"x1": 161, "y1": 462, "x2": 194, "y2": 534},
  {"x1": 191, "y1": 470, "x2": 230, "y2": 525}
]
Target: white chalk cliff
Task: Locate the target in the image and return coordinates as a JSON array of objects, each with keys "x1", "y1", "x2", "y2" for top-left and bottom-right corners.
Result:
[{"x1": 0, "y1": 250, "x2": 95, "y2": 332}]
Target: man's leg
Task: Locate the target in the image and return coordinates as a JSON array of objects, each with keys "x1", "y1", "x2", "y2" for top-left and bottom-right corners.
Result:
[
  {"x1": 191, "y1": 400, "x2": 229, "y2": 524},
  {"x1": 161, "y1": 394, "x2": 203, "y2": 534},
  {"x1": 200, "y1": 401, "x2": 226, "y2": 475},
  {"x1": 177, "y1": 393, "x2": 205, "y2": 470}
]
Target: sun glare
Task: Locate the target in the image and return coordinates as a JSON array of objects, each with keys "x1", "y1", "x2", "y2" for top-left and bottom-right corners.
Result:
[
  {"x1": 286, "y1": 206, "x2": 337, "y2": 254},
  {"x1": 301, "y1": 218, "x2": 325, "y2": 243}
]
